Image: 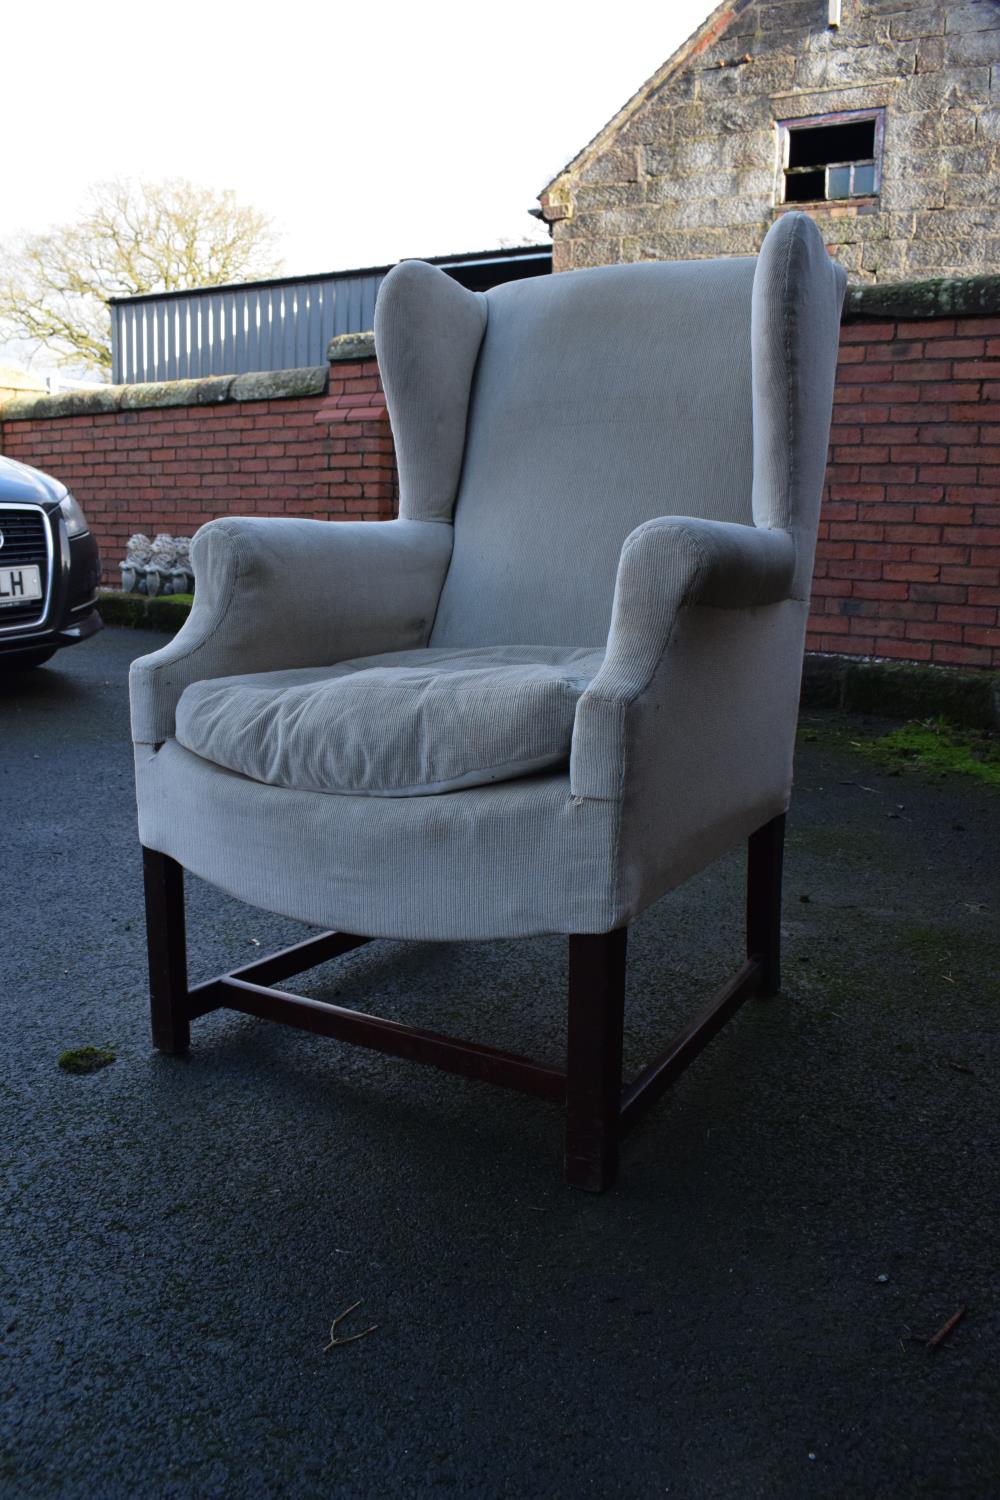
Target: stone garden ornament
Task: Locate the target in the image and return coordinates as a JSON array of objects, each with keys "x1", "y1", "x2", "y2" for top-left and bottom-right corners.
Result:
[
  {"x1": 120, "y1": 533, "x2": 193, "y2": 596},
  {"x1": 119, "y1": 533, "x2": 152, "y2": 594}
]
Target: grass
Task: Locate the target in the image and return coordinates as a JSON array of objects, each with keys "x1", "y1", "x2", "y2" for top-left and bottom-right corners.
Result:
[
  {"x1": 799, "y1": 714, "x2": 1000, "y2": 786},
  {"x1": 865, "y1": 718, "x2": 1000, "y2": 785}
]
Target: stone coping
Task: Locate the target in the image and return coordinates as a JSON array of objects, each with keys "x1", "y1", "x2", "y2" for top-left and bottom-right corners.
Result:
[
  {"x1": 0, "y1": 365, "x2": 329, "y2": 421},
  {"x1": 325, "y1": 276, "x2": 1000, "y2": 337},
  {"x1": 5, "y1": 271, "x2": 998, "y2": 423},
  {"x1": 326, "y1": 279, "x2": 1000, "y2": 331},
  {"x1": 844, "y1": 274, "x2": 1000, "y2": 323},
  {"x1": 328, "y1": 331, "x2": 376, "y2": 362}
]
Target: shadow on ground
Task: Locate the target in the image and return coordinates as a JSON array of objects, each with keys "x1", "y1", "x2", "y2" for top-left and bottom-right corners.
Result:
[{"x1": 2, "y1": 630, "x2": 998, "y2": 1498}]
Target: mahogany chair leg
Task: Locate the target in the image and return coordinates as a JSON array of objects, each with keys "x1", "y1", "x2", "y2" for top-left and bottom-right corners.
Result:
[
  {"x1": 564, "y1": 928, "x2": 627, "y2": 1193},
  {"x1": 142, "y1": 846, "x2": 190, "y2": 1054},
  {"x1": 747, "y1": 812, "x2": 786, "y2": 998},
  {"x1": 138, "y1": 835, "x2": 782, "y2": 1180}
]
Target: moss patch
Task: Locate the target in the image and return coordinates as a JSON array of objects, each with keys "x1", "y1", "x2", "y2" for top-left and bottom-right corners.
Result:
[
  {"x1": 799, "y1": 714, "x2": 1000, "y2": 786},
  {"x1": 865, "y1": 719, "x2": 1000, "y2": 785},
  {"x1": 902, "y1": 925, "x2": 952, "y2": 954},
  {"x1": 58, "y1": 1045, "x2": 116, "y2": 1076}
]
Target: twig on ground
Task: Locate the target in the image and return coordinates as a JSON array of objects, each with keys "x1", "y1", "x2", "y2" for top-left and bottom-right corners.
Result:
[
  {"x1": 324, "y1": 1300, "x2": 378, "y2": 1351},
  {"x1": 927, "y1": 1306, "x2": 967, "y2": 1352}
]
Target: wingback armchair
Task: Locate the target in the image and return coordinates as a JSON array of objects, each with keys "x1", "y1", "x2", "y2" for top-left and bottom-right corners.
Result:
[{"x1": 131, "y1": 211, "x2": 845, "y2": 1192}]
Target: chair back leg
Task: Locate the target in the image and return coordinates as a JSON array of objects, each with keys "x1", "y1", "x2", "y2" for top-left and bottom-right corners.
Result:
[
  {"x1": 564, "y1": 929, "x2": 628, "y2": 1192},
  {"x1": 143, "y1": 847, "x2": 191, "y2": 1054},
  {"x1": 746, "y1": 812, "x2": 786, "y2": 998}
]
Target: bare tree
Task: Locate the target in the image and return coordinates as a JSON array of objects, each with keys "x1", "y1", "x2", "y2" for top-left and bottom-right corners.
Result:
[{"x1": 0, "y1": 178, "x2": 282, "y2": 377}]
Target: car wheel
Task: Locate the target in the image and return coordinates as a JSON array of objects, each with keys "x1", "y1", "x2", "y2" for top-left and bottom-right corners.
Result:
[{"x1": 2, "y1": 648, "x2": 57, "y2": 671}]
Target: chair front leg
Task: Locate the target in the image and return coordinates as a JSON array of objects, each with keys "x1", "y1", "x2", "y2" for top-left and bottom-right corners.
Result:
[
  {"x1": 142, "y1": 847, "x2": 190, "y2": 1054},
  {"x1": 564, "y1": 929, "x2": 627, "y2": 1193},
  {"x1": 747, "y1": 812, "x2": 786, "y2": 998}
]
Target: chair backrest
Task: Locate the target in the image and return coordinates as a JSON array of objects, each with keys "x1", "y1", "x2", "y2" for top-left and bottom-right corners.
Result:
[{"x1": 374, "y1": 213, "x2": 845, "y2": 648}]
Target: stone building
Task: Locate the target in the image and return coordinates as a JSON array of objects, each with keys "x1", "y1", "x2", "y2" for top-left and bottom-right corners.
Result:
[{"x1": 536, "y1": 0, "x2": 1000, "y2": 281}]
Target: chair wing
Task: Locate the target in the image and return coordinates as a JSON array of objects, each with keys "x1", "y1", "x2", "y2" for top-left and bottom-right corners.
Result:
[
  {"x1": 752, "y1": 210, "x2": 847, "y2": 598},
  {"x1": 374, "y1": 260, "x2": 487, "y2": 524}
]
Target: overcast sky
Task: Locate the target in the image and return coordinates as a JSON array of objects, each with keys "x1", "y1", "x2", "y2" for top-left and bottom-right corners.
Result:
[{"x1": 4, "y1": 0, "x2": 709, "y2": 276}]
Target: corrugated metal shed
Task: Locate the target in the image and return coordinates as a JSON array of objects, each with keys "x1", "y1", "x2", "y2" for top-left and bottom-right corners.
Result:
[{"x1": 109, "y1": 247, "x2": 551, "y2": 384}]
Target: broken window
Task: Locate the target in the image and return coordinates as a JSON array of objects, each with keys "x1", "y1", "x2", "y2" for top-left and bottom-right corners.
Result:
[{"x1": 779, "y1": 110, "x2": 883, "y2": 204}]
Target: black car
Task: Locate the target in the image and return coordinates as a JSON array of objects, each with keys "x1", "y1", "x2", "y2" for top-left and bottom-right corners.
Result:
[{"x1": 0, "y1": 455, "x2": 102, "y2": 670}]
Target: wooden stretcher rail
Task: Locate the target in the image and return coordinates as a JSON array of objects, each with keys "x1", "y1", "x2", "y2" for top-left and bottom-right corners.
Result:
[
  {"x1": 201, "y1": 973, "x2": 567, "y2": 1102},
  {"x1": 618, "y1": 958, "x2": 762, "y2": 1135},
  {"x1": 186, "y1": 930, "x2": 372, "y2": 1018}
]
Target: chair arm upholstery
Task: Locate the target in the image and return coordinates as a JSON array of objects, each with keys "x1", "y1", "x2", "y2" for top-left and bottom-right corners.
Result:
[
  {"x1": 129, "y1": 516, "x2": 453, "y2": 745},
  {"x1": 570, "y1": 517, "x2": 796, "y2": 799}
]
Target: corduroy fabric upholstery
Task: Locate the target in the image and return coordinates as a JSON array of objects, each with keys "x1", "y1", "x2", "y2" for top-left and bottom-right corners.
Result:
[
  {"x1": 136, "y1": 744, "x2": 619, "y2": 940},
  {"x1": 752, "y1": 211, "x2": 847, "y2": 598},
  {"x1": 131, "y1": 212, "x2": 846, "y2": 943},
  {"x1": 571, "y1": 519, "x2": 795, "y2": 799},
  {"x1": 430, "y1": 255, "x2": 759, "y2": 648},
  {"x1": 130, "y1": 516, "x2": 452, "y2": 746},
  {"x1": 176, "y1": 646, "x2": 603, "y2": 797},
  {"x1": 375, "y1": 261, "x2": 487, "y2": 524}
]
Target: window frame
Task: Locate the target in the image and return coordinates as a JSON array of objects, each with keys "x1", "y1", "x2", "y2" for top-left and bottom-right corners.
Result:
[{"x1": 777, "y1": 108, "x2": 885, "y2": 207}]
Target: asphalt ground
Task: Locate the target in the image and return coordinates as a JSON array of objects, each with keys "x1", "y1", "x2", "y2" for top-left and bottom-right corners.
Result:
[{"x1": 2, "y1": 626, "x2": 998, "y2": 1499}]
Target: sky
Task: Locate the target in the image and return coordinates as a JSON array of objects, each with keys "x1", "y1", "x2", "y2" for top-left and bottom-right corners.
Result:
[{"x1": 3, "y1": 0, "x2": 709, "y2": 280}]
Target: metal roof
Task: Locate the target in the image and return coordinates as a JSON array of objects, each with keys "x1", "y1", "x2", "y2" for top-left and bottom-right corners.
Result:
[{"x1": 108, "y1": 245, "x2": 552, "y2": 308}]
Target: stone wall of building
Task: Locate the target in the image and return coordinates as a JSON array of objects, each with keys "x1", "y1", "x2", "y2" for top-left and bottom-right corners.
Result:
[{"x1": 538, "y1": 0, "x2": 1000, "y2": 281}]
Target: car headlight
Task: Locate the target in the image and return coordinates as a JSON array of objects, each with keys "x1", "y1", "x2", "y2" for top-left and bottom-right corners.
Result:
[{"x1": 58, "y1": 493, "x2": 90, "y2": 538}]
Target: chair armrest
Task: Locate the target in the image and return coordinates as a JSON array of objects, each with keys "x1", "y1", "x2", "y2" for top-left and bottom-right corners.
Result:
[
  {"x1": 129, "y1": 516, "x2": 453, "y2": 744},
  {"x1": 571, "y1": 517, "x2": 796, "y2": 799}
]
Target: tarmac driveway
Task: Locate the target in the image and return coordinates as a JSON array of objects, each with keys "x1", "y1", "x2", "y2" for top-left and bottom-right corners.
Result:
[{"x1": 2, "y1": 627, "x2": 999, "y2": 1498}]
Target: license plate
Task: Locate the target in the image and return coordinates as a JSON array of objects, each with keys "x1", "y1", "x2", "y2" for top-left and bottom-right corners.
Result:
[{"x1": 0, "y1": 564, "x2": 42, "y2": 605}]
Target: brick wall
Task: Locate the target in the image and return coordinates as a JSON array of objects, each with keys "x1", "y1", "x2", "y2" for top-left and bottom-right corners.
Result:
[
  {"x1": 0, "y1": 358, "x2": 396, "y2": 580},
  {"x1": 812, "y1": 313, "x2": 1000, "y2": 669},
  {"x1": 1, "y1": 303, "x2": 998, "y2": 672}
]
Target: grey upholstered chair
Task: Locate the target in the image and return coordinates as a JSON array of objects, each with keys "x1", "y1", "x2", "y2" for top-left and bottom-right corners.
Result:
[{"x1": 131, "y1": 211, "x2": 845, "y2": 1192}]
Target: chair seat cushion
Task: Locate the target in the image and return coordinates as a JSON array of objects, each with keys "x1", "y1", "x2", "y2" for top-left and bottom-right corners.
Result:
[{"x1": 175, "y1": 645, "x2": 604, "y2": 796}]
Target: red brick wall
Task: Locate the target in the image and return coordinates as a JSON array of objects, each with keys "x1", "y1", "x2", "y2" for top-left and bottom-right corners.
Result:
[
  {"x1": 2, "y1": 324, "x2": 998, "y2": 670},
  {"x1": 812, "y1": 317, "x2": 1000, "y2": 670},
  {"x1": 0, "y1": 359, "x2": 396, "y2": 581}
]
